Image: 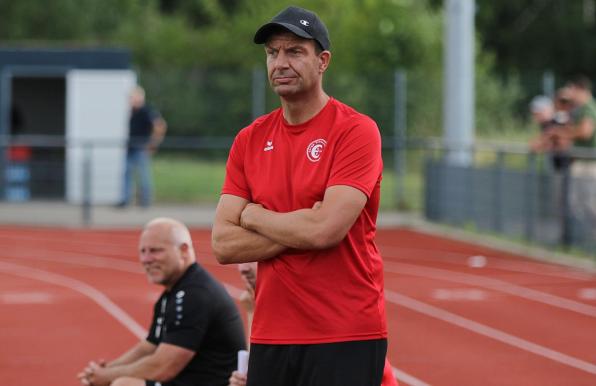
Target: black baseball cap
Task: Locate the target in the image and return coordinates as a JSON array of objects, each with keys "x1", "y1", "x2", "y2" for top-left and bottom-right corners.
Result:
[{"x1": 254, "y1": 6, "x2": 331, "y2": 51}]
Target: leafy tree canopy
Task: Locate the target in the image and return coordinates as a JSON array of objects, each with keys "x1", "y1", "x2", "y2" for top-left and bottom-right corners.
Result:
[
  {"x1": 0, "y1": 0, "x2": 442, "y2": 72},
  {"x1": 0, "y1": 0, "x2": 534, "y2": 136}
]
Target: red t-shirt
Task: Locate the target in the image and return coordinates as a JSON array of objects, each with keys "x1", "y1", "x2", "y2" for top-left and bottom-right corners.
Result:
[{"x1": 222, "y1": 98, "x2": 387, "y2": 344}]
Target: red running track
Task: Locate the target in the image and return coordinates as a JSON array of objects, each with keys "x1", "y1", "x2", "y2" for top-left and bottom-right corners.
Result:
[{"x1": 0, "y1": 226, "x2": 595, "y2": 386}]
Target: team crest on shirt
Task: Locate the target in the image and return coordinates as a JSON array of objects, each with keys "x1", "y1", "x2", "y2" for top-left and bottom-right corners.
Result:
[
  {"x1": 306, "y1": 139, "x2": 327, "y2": 162},
  {"x1": 264, "y1": 140, "x2": 274, "y2": 152}
]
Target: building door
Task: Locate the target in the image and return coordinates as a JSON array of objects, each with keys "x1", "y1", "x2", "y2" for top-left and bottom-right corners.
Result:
[{"x1": 65, "y1": 70, "x2": 136, "y2": 204}]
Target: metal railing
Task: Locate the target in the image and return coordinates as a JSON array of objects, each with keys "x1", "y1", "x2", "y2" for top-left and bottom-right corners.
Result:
[{"x1": 421, "y1": 140, "x2": 596, "y2": 255}]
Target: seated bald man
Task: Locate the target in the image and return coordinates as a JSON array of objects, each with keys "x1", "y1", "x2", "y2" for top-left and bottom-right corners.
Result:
[{"x1": 78, "y1": 217, "x2": 246, "y2": 386}]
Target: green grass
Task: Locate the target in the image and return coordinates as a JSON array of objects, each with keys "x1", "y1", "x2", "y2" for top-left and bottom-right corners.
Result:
[
  {"x1": 153, "y1": 154, "x2": 423, "y2": 211},
  {"x1": 380, "y1": 169, "x2": 423, "y2": 211},
  {"x1": 153, "y1": 155, "x2": 226, "y2": 203}
]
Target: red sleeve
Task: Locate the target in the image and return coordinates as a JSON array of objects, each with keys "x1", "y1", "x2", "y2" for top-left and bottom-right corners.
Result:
[
  {"x1": 221, "y1": 127, "x2": 251, "y2": 201},
  {"x1": 327, "y1": 115, "x2": 382, "y2": 198}
]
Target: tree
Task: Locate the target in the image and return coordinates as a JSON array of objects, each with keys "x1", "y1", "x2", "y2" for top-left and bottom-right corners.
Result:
[
  {"x1": 475, "y1": 0, "x2": 596, "y2": 81},
  {"x1": 0, "y1": 0, "x2": 143, "y2": 42},
  {"x1": 0, "y1": 0, "x2": 529, "y2": 136}
]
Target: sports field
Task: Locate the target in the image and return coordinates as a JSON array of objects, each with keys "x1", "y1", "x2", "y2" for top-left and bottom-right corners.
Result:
[{"x1": 1, "y1": 225, "x2": 595, "y2": 385}]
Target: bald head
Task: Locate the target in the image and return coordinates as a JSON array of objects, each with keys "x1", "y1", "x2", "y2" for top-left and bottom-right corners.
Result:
[
  {"x1": 130, "y1": 86, "x2": 146, "y2": 109},
  {"x1": 139, "y1": 218, "x2": 196, "y2": 288},
  {"x1": 144, "y1": 218, "x2": 194, "y2": 252}
]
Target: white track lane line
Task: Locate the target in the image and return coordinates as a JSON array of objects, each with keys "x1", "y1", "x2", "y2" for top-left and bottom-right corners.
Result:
[
  {"x1": 385, "y1": 289, "x2": 596, "y2": 375},
  {"x1": 392, "y1": 366, "x2": 431, "y2": 386},
  {"x1": 0, "y1": 255, "x2": 248, "y2": 304},
  {"x1": 384, "y1": 261, "x2": 596, "y2": 318},
  {"x1": 10, "y1": 252, "x2": 144, "y2": 272},
  {"x1": 0, "y1": 260, "x2": 148, "y2": 339},
  {"x1": 10, "y1": 250, "x2": 231, "y2": 272},
  {"x1": 378, "y1": 245, "x2": 595, "y2": 281},
  {"x1": 0, "y1": 233, "x2": 135, "y2": 256}
]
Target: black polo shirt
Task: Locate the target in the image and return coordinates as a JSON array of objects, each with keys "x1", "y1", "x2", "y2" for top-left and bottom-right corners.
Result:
[
  {"x1": 129, "y1": 105, "x2": 159, "y2": 148},
  {"x1": 147, "y1": 263, "x2": 246, "y2": 386}
]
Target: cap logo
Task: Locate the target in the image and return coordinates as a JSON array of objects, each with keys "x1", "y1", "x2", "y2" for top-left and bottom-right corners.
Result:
[{"x1": 300, "y1": 19, "x2": 310, "y2": 26}]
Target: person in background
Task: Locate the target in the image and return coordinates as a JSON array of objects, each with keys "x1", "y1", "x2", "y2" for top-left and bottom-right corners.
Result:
[
  {"x1": 552, "y1": 86, "x2": 575, "y2": 126},
  {"x1": 227, "y1": 263, "x2": 256, "y2": 386},
  {"x1": 558, "y1": 76, "x2": 596, "y2": 149},
  {"x1": 78, "y1": 217, "x2": 246, "y2": 386},
  {"x1": 116, "y1": 86, "x2": 167, "y2": 208},
  {"x1": 528, "y1": 92, "x2": 572, "y2": 172},
  {"x1": 552, "y1": 75, "x2": 596, "y2": 243}
]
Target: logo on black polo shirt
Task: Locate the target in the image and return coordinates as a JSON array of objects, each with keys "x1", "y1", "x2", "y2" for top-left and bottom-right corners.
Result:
[{"x1": 306, "y1": 139, "x2": 327, "y2": 162}]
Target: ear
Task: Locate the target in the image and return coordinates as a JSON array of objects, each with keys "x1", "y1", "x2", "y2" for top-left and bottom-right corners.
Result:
[
  {"x1": 179, "y1": 243, "x2": 190, "y2": 260},
  {"x1": 318, "y1": 51, "x2": 331, "y2": 73}
]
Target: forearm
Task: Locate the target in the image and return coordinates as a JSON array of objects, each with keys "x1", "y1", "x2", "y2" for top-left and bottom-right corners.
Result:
[
  {"x1": 147, "y1": 119, "x2": 167, "y2": 150},
  {"x1": 212, "y1": 222, "x2": 286, "y2": 264},
  {"x1": 101, "y1": 354, "x2": 175, "y2": 383},
  {"x1": 107, "y1": 341, "x2": 155, "y2": 367},
  {"x1": 242, "y1": 207, "x2": 338, "y2": 250},
  {"x1": 240, "y1": 186, "x2": 368, "y2": 250}
]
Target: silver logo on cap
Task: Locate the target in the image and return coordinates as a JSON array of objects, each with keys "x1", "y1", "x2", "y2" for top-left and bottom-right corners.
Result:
[{"x1": 300, "y1": 20, "x2": 309, "y2": 26}]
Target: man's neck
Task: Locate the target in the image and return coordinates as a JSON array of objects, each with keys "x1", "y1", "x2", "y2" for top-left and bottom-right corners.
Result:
[
  {"x1": 281, "y1": 91, "x2": 330, "y2": 125},
  {"x1": 164, "y1": 261, "x2": 194, "y2": 291}
]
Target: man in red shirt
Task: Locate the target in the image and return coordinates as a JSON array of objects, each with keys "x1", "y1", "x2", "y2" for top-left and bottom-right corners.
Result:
[{"x1": 212, "y1": 6, "x2": 387, "y2": 386}]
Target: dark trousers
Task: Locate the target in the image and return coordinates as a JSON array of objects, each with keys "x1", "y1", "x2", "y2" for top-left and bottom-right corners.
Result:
[{"x1": 247, "y1": 339, "x2": 387, "y2": 386}]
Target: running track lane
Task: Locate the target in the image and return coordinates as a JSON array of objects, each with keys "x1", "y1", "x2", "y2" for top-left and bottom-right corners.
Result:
[{"x1": 0, "y1": 227, "x2": 594, "y2": 386}]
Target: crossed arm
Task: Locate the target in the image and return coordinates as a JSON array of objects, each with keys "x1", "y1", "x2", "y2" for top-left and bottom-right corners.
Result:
[
  {"x1": 78, "y1": 340, "x2": 194, "y2": 386},
  {"x1": 211, "y1": 185, "x2": 367, "y2": 264}
]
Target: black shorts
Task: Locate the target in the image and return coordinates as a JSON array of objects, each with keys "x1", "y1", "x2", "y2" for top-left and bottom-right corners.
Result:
[{"x1": 247, "y1": 339, "x2": 387, "y2": 386}]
